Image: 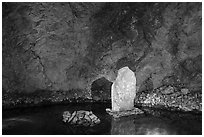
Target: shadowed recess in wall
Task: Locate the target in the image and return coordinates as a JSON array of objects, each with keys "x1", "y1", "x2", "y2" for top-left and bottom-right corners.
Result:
[{"x1": 91, "y1": 77, "x2": 112, "y2": 101}]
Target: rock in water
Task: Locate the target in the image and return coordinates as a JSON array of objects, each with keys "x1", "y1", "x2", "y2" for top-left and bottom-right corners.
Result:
[
  {"x1": 111, "y1": 66, "x2": 136, "y2": 111},
  {"x1": 106, "y1": 108, "x2": 144, "y2": 118},
  {"x1": 62, "y1": 110, "x2": 100, "y2": 127}
]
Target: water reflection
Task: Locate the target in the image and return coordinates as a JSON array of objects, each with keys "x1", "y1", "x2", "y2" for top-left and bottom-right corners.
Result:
[
  {"x1": 2, "y1": 117, "x2": 33, "y2": 129},
  {"x1": 135, "y1": 124, "x2": 171, "y2": 135},
  {"x1": 2, "y1": 103, "x2": 202, "y2": 135},
  {"x1": 111, "y1": 115, "x2": 176, "y2": 135},
  {"x1": 111, "y1": 116, "x2": 136, "y2": 135}
]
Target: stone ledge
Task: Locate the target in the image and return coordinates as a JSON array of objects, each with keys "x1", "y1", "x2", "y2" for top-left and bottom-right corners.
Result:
[{"x1": 106, "y1": 107, "x2": 144, "y2": 118}]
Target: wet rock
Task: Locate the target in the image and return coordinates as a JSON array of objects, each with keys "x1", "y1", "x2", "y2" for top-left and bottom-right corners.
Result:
[
  {"x1": 140, "y1": 107, "x2": 202, "y2": 119},
  {"x1": 2, "y1": 89, "x2": 91, "y2": 109},
  {"x1": 135, "y1": 85, "x2": 202, "y2": 112},
  {"x1": 62, "y1": 110, "x2": 100, "y2": 127},
  {"x1": 106, "y1": 108, "x2": 144, "y2": 119},
  {"x1": 111, "y1": 66, "x2": 136, "y2": 111}
]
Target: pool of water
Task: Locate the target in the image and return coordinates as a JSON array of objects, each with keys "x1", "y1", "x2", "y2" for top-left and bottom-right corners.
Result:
[{"x1": 2, "y1": 103, "x2": 202, "y2": 135}]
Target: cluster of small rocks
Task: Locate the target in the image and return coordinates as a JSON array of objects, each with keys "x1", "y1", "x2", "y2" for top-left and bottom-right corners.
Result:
[
  {"x1": 62, "y1": 110, "x2": 100, "y2": 127},
  {"x1": 135, "y1": 85, "x2": 202, "y2": 112}
]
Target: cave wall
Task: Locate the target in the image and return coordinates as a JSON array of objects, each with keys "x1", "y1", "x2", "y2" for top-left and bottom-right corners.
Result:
[
  {"x1": 2, "y1": 3, "x2": 104, "y2": 97},
  {"x1": 2, "y1": 2, "x2": 202, "y2": 106}
]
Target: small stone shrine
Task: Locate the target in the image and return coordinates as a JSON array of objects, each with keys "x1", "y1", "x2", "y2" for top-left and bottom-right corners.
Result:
[{"x1": 106, "y1": 66, "x2": 144, "y2": 118}]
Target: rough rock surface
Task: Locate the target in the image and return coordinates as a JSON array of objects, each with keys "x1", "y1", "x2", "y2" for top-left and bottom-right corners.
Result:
[
  {"x1": 135, "y1": 85, "x2": 202, "y2": 112},
  {"x1": 106, "y1": 108, "x2": 144, "y2": 118},
  {"x1": 2, "y1": 89, "x2": 91, "y2": 109},
  {"x1": 111, "y1": 67, "x2": 136, "y2": 111},
  {"x1": 62, "y1": 110, "x2": 100, "y2": 127},
  {"x1": 2, "y1": 3, "x2": 202, "y2": 109}
]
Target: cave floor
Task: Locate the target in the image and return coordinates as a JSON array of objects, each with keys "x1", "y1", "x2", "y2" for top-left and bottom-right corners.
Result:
[{"x1": 2, "y1": 103, "x2": 202, "y2": 135}]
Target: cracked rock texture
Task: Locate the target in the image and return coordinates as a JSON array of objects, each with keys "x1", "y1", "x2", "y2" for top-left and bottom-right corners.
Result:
[{"x1": 2, "y1": 3, "x2": 202, "y2": 109}]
